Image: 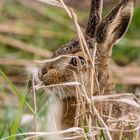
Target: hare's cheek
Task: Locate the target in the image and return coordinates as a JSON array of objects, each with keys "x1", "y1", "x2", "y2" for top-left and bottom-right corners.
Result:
[{"x1": 58, "y1": 70, "x2": 75, "y2": 83}]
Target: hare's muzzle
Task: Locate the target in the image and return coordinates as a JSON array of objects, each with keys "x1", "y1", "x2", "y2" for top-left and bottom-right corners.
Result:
[
  {"x1": 42, "y1": 69, "x2": 59, "y2": 85},
  {"x1": 41, "y1": 69, "x2": 73, "y2": 86}
]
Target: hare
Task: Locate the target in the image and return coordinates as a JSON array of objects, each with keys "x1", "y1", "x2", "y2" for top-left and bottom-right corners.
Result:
[{"x1": 37, "y1": 0, "x2": 136, "y2": 139}]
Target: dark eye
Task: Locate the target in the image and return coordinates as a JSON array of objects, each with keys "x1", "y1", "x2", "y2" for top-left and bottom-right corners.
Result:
[
  {"x1": 70, "y1": 56, "x2": 85, "y2": 66},
  {"x1": 71, "y1": 57, "x2": 78, "y2": 66}
]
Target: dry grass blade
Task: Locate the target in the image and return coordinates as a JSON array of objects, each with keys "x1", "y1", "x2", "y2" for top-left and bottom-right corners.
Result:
[
  {"x1": 115, "y1": 75, "x2": 140, "y2": 85},
  {"x1": 0, "y1": 24, "x2": 63, "y2": 38},
  {"x1": 95, "y1": 98, "x2": 140, "y2": 108},
  {"x1": 92, "y1": 93, "x2": 140, "y2": 107},
  {"x1": 92, "y1": 103, "x2": 113, "y2": 140},
  {"x1": 31, "y1": 74, "x2": 38, "y2": 134},
  {"x1": 59, "y1": 0, "x2": 72, "y2": 17},
  {"x1": 91, "y1": 93, "x2": 137, "y2": 100},
  {"x1": 107, "y1": 113, "x2": 140, "y2": 123},
  {"x1": 88, "y1": 125, "x2": 140, "y2": 133},
  {"x1": 0, "y1": 59, "x2": 33, "y2": 66},
  {"x1": 58, "y1": 0, "x2": 89, "y2": 67},
  {"x1": 0, "y1": 34, "x2": 52, "y2": 58},
  {"x1": 70, "y1": 9, "x2": 88, "y2": 66},
  {"x1": 35, "y1": 82, "x2": 81, "y2": 90},
  {"x1": 69, "y1": 8, "x2": 95, "y2": 68},
  {"x1": 24, "y1": 135, "x2": 82, "y2": 140},
  {"x1": 114, "y1": 98, "x2": 140, "y2": 107},
  {"x1": 35, "y1": 54, "x2": 77, "y2": 64},
  {"x1": 17, "y1": 0, "x2": 72, "y2": 29},
  {"x1": 112, "y1": 65, "x2": 140, "y2": 85},
  {"x1": 70, "y1": 10, "x2": 94, "y2": 73},
  {"x1": 128, "y1": 39, "x2": 140, "y2": 48},
  {"x1": 38, "y1": 0, "x2": 62, "y2": 8},
  {"x1": 1, "y1": 127, "x2": 84, "y2": 140}
]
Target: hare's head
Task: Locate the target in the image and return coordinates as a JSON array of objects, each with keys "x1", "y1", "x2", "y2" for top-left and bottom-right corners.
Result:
[
  {"x1": 37, "y1": 0, "x2": 135, "y2": 97},
  {"x1": 37, "y1": 39, "x2": 95, "y2": 97}
]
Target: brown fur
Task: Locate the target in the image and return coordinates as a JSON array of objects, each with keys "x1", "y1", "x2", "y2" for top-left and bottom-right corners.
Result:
[{"x1": 62, "y1": 97, "x2": 77, "y2": 129}]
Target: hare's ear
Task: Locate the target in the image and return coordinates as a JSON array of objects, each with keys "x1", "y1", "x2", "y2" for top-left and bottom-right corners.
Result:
[
  {"x1": 96, "y1": 0, "x2": 135, "y2": 47},
  {"x1": 86, "y1": 0, "x2": 103, "y2": 38}
]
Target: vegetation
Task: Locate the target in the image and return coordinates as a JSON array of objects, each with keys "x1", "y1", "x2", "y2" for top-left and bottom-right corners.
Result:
[{"x1": 0, "y1": 0, "x2": 140, "y2": 139}]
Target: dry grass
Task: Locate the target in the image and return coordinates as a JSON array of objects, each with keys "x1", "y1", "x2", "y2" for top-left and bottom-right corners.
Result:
[{"x1": 1, "y1": 0, "x2": 140, "y2": 140}]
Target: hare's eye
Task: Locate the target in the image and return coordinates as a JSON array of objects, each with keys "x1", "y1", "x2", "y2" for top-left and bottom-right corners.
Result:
[
  {"x1": 70, "y1": 57, "x2": 85, "y2": 66},
  {"x1": 71, "y1": 57, "x2": 77, "y2": 66}
]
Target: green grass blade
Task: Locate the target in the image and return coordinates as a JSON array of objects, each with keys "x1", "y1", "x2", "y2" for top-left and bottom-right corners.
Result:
[
  {"x1": 0, "y1": 69, "x2": 35, "y2": 114},
  {"x1": 10, "y1": 89, "x2": 26, "y2": 140},
  {"x1": 0, "y1": 120, "x2": 7, "y2": 138}
]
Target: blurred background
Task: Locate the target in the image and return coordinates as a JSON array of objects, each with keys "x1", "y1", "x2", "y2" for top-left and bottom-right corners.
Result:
[{"x1": 0, "y1": 0, "x2": 140, "y2": 138}]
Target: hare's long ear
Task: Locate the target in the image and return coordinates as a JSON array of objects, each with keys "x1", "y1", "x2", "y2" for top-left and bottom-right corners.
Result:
[
  {"x1": 86, "y1": 0, "x2": 103, "y2": 38},
  {"x1": 96, "y1": 0, "x2": 135, "y2": 50}
]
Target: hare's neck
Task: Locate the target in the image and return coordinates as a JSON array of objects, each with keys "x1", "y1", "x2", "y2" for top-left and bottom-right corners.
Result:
[
  {"x1": 62, "y1": 96, "x2": 77, "y2": 129},
  {"x1": 97, "y1": 65, "x2": 115, "y2": 95},
  {"x1": 96, "y1": 48, "x2": 115, "y2": 95}
]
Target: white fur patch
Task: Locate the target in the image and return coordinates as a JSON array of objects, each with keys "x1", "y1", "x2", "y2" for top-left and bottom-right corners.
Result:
[{"x1": 46, "y1": 95, "x2": 63, "y2": 140}]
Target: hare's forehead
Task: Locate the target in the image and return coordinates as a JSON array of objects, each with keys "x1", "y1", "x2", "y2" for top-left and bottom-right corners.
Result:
[
  {"x1": 52, "y1": 38, "x2": 95, "y2": 58},
  {"x1": 43, "y1": 57, "x2": 70, "y2": 69}
]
